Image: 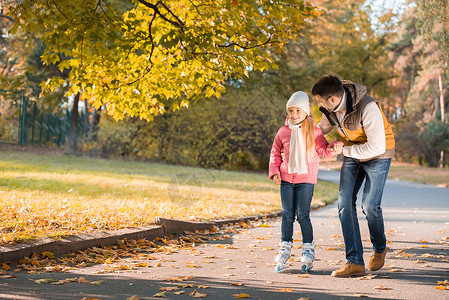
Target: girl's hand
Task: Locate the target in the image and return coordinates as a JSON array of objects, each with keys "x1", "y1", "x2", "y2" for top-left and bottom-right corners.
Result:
[{"x1": 272, "y1": 174, "x2": 281, "y2": 185}]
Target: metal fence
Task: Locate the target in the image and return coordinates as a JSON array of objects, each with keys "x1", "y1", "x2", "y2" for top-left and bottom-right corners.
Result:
[
  {"x1": 0, "y1": 92, "x2": 89, "y2": 147},
  {"x1": 20, "y1": 97, "x2": 90, "y2": 147}
]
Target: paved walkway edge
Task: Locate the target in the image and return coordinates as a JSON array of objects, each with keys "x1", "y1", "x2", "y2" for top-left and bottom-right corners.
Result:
[{"x1": 0, "y1": 212, "x2": 282, "y2": 263}]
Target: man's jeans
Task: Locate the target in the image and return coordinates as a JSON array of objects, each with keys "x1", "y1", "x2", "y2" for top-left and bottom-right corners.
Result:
[
  {"x1": 280, "y1": 181, "x2": 314, "y2": 243},
  {"x1": 338, "y1": 157, "x2": 392, "y2": 265}
]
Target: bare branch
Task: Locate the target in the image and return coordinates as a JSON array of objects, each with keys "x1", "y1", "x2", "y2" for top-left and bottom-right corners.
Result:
[
  {"x1": 123, "y1": 63, "x2": 154, "y2": 87},
  {"x1": 371, "y1": 75, "x2": 397, "y2": 88},
  {"x1": 158, "y1": 1, "x2": 184, "y2": 27},
  {"x1": 137, "y1": 0, "x2": 184, "y2": 29},
  {"x1": 98, "y1": 0, "x2": 120, "y2": 25},
  {"x1": 217, "y1": 34, "x2": 280, "y2": 50},
  {"x1": 50, "y1": 0, "x2": 68, "y2": 19},
  {"x1": 0, "y1": 13, "x2": 14, "y2": 22},
  {"x1": 188, "y1": 0, "x2": 203, "y2": 17},
  {"x1": 147, "y1": 10, "x2": 157, "y2": 61}
]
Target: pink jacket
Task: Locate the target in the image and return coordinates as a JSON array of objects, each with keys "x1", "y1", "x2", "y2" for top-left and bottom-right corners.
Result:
[{"x1": 269, "y1": 118, "x2": 338, "y2": 184}]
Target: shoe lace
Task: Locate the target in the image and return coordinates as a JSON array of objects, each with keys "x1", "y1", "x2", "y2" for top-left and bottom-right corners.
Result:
[
  {"x1": 303, "y1": 249, "x2": 314, "y2": 259},
  {"x1": 345, "y1": 262, "x2": 353, "y2": 269}
]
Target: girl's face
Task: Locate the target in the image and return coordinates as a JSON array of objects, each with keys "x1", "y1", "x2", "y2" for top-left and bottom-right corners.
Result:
[{"x1": 287, "y1": 106, "x2": 308, "y2": 125}]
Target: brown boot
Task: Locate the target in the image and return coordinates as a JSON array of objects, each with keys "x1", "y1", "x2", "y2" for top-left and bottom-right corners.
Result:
[
  {"x1": 331, "y1": 262, "x2": 366, "y2": 277},
  {"x1": 368, "y1": 249, "x2": 388, "y2": 271}
]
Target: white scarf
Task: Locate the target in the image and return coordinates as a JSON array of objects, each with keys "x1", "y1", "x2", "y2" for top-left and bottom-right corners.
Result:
[{"x1": 288, "y1": 119, "x2": 308, "y2": 175}]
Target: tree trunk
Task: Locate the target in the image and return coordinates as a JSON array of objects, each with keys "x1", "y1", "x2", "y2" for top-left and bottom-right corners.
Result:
[
  {"x1": 84, "y1": 98, "x2": 89, "y2": 139},
  {"x1": 88, "y1": 106, "x2": 101, "y2": 141},
  {"x1": 439, "y1": 73, "x2": 446, "y2": 123},
  {"x1": 438, "y1": 73, "x2": 446, "y2": 167},
  {"x1": 67, "y1": 93, "x2": 80, "y2": 154}
]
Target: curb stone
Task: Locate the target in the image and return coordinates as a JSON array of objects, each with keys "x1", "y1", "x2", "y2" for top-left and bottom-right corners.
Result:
[
  {"x1": 0, "y1": 226, "x2": 164, "y2": 263},
  {"x1": 0, "y1": 211, "x2": 282, "y2": 264}
]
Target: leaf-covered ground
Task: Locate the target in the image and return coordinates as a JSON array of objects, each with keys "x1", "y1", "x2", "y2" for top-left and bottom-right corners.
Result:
[
  {"x1": 1, "y1": 217, "x2": 447, "y2": 299},
  {"x1": 0, "y1": 151, "x2": 338, "y2": 244}
]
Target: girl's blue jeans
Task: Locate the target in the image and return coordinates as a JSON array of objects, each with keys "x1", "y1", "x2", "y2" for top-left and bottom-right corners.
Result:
[
  {"x1": 280, "y1": 181, "x2": 314, "y2": 243},
  {"x1": 338, "y1": 157, "x2": 391, "y2": 266}
]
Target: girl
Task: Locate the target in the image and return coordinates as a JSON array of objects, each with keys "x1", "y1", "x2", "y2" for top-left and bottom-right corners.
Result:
[{"x1": 269, "y1": 91, "x2": 343, "y2": 273}]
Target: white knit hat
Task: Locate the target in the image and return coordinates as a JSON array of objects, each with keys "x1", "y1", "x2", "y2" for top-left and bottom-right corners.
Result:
[{"x1": 286, "y1": 91, "x2": 310, "y2": 115}]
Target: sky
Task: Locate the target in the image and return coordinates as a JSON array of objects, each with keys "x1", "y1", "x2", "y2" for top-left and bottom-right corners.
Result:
[{"x1": 367, "y1": 0, "x2": 408, "y2": 33}]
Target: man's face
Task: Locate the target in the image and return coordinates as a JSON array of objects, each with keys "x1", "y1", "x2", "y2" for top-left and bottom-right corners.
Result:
[{"x1": 315, "y1": 95, "x2": 340, "y2": 112}]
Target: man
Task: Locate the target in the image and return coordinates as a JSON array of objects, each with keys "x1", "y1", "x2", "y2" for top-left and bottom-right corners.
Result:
[{"x1": 312, "y1": 75, "x2": 395, "y2": 277}]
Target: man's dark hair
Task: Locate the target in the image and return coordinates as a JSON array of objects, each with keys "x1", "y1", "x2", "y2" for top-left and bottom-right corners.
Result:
[{"x1": 311, "y1": 75, "x2": 344, "y2": 99}]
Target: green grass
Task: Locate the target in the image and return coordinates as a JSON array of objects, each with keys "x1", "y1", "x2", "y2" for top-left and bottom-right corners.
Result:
[
  {"x1": 387, "y1": 164, "x2": 449, "y2": 186},
  {"x1": 0, "y1": 151, "x2": 339, "y2": 244}
]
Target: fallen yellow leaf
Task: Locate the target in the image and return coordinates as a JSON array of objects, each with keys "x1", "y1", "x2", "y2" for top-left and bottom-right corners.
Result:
[
  {"x1": 34, "y1": 278, "x2": 56, "y2": 284},
  {"x1": 104, "y1": 258, "x2": 114, "y2": 264},
  {"x1": 188, "y1": 291, "x2": 207, "y2": 298},
  {"x1": 279, "y1": 288, "x2": 293, "y2": 292},
  {"x1": 136, "y1": 263, "x2": 149, "y2": 267},
  {"x1": 435, "y1": 286, "x2": 449, "y2": 290},
  {"x1": 164, "y1": 275, "x2": 194, "y2": 282},
  {"x1": 414, "y1": 260, "x2": 426, "y2": 264},
  {"x1": 390, "y1": 269, "x2": 406, "y2": 272},
  {"x1": 182, "y1": 275, "x2": 195, "y2": 280},
  {"x1": 159, "y1": 287, "x2": 179, "y2": 291},
  {"x1": 355, "y1": 275, "x2": 377, "y2": 280},
  {"x1": 126, "y1": 296, "x2": 140, "y2": 300},
  {"x1": 230, "y1": 282, "x2": 243, "y2": 286},
  {"x1": 41, "y1": 251, "x2": 55, "y2": 259},
  {"x1": 91, "y1": 280, "x2": 104, "y2": 285},
  {"x1": 154, "y1": 291, "x2": 167, "y2": 297},
  {"x1": 233, "y1": 293, "x2": 250, "y2": 298},
  {"x1": 437, "y1": 280, "x2": 449, "y2": 285},
  {"x1": 373, "y1": 285, "x2": 392, "y2": 290},
  {"x1": 77, "y1": 277, "x2": 91, "y2": 284}
]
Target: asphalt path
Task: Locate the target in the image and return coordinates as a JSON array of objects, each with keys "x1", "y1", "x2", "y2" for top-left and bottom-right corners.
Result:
[{"x1": 1, "y1": 170, "x2": 448, "y2": 300}]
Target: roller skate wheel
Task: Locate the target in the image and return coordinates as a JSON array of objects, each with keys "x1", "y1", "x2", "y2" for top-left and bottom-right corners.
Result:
[
  {"x1": 301, "y1": 264, "x2": 313, "y2": 273},
  {"x1": 275, "y1": 264, "x2": 282, "y2": 272},
  {"x1": 275, "y1": 263, "x2": 288, "y2": 273}
]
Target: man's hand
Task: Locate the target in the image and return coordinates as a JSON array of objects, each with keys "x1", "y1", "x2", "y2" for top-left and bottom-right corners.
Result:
[
  {"x1": 272, "y1": 174, "x2": 281, "y2": 185},
  {"x1": 329, "y1": 142, "x2": 344, "y2": 155}
]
